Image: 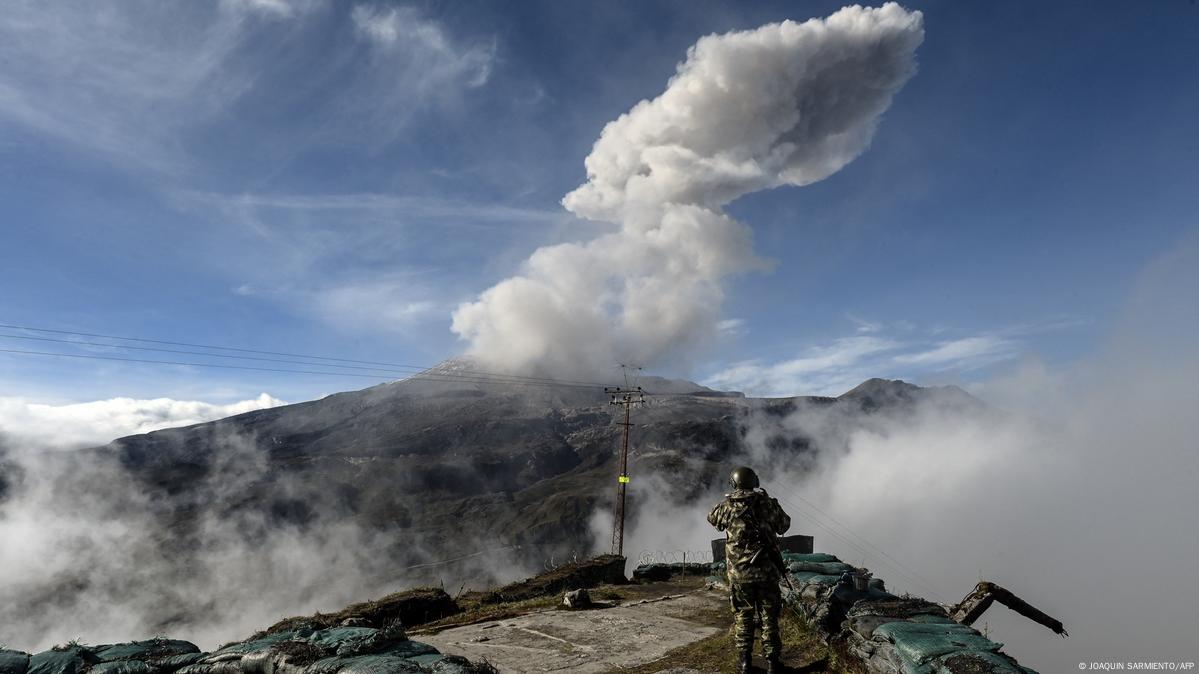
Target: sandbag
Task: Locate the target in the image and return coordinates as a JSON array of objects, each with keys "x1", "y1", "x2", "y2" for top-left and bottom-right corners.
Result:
[
  {"x1": 95, "y1": 641, "x2": 199, "y2": 664},
  {"x1": 91, "y1": 661, "x2": 156, "y2": 674},
  {"x1": 846, "y1": 615, "x2": 897, "y2": 639},
  {"x1": 28, "y1": 649, "x2": 91, "y2": 674},
  {"x1": 207, "y1": 631, "x2": 308, "y2": 661},
  {"x1": 933, "y1": 649, "x2": 1031, "y2": 674},
  {"x1": 908, "y1": 614, "x2": 956, "y2": 625},
  {"x1": 305, "y1": 656, "x2": 423, "y2": 674},
  {"x1": 781, "y1": 553, "x2": 840, "y2": 564},
  {"x1": 154, "y1": 654, "x2": 206, "y2": 672},
  {"x1": 177, "y1": 662, "x2": 241, "y2": 674},
  {"x1": 0, "y1": 651, "x2": 30, "y2": 674},
  {"x1": 788, "y1": 572, "x2": 840, "y2": 585},
  {"x1": 787, "y1": 561, "x2": 854, "y2": 575},
  {"x1": 425, "y1": 656, "x2": 476, "y2": 674},
  {"x1": 873, "y1": 622, "x2": 1003, "y2": 666},
  {"x1": 378, "y1": 642, "x2": 437, "y2": 660}
]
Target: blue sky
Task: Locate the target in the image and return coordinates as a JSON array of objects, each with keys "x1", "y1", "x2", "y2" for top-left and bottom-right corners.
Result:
[{"x1": 1, "y1": 0, "x2": 1197, "y2": 411}]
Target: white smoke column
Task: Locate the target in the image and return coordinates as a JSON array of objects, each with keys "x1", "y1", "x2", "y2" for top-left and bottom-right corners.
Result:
[{"x1": 453, "y1": 4, "x2": 924, "y2": 378}]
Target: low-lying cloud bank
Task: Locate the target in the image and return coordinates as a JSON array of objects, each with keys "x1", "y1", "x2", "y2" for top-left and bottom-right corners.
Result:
[
  {"x1": 611, "y1": 235, "x2": 1199, "y2": 672},
  {"x1": 0, "y1": 393, "x2": 285, "y2": 450},
  {"x1": 453, "y1": 4, "x2": 924, "y2": 379}
]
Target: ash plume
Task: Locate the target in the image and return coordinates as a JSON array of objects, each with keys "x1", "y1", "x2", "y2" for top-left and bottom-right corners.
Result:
[{"x1": 452, "y1": 4, "x2": 924, "y2": 378}]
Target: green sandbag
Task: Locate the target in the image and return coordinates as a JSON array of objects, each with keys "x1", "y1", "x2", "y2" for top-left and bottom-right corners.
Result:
[
  {"x1": 28, "y1": 649, "x2": 90, "y2": 674},
  {"x1": 91, "y1": 661, "x2": 155, "y2": 674},
  {"x1": 307, "y1": 628, "x2": 378, "y2": 651},
  {"x1": 933, "y1": 649, "x2": 1030, "y2": 674},
  {"x1": 787, "y1": 561, "x2": 854, "y2": 575},
  {"x1": 781, "y1": 553, "x2": 840, "y2": 564},
  {"x1": 95, "y1": 640, "x2": 199, "y2": 663},
  {"x1": 0, "y1": 650, "x2": 30, "y2": 674},
  {"x1": 789, "y1": 571, "x2": 841, "y2": 585},
  {"x1": 874, "y1": 622, "x2": 1003, "y2": 666},
  {"x1": 908, "y1": 614, "x2": 956, "y2": 625},
  {"x1": 176, "y1": 663, "x2": 240, "y2": 674},
  {"x1": 154, "y1": 654, "x2": 206, "y2": 671},
  {"x1": 378, "y1": 642, "x2": 437, "y2": 660},
  {"x1": 426, "y1": 656, "x2": 476, "y2": 674},
  {"x1": 306, "y1": 655, "x2": 424, "y2": 674},
  {"x1": 211, "y1": 630, "x2": 308, "y2": 657}
]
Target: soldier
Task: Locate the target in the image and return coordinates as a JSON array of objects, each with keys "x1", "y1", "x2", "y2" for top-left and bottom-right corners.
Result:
[{"x1": 707, "y1": 466, "x2": 791, "y2": 674}]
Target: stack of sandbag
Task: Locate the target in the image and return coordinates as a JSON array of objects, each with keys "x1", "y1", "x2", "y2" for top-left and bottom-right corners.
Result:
[
  {"x1": 2, "y1": 630, "x2": 487, "y2": 674},
  {"x1": 841, "y1": 597, "x2": 1037, "y2": 673}
]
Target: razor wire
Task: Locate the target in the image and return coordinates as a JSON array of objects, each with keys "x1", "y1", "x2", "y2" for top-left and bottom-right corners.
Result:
[{"x1": 633, "y1": 549, "x2": 714, "y2": 566}]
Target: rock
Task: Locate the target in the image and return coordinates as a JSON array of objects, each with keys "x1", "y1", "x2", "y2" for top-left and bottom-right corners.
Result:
[
  {"x1": 481, "y1": 555, "x2": 626, "y2": 604},
  {"x1": 562, "y1": 588, "x2": 591, "y2": 609}
]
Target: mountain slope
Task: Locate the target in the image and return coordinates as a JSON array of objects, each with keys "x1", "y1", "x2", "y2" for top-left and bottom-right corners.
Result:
[{"x1": 98, "y1": 368, "x2": 980, "y2": 568}]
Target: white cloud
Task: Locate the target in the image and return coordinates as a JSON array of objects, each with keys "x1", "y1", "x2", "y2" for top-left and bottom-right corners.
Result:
[
  {"x1": 308, "y1": 279, "x2": 440, "y2": 333},
  {"x1": 703, "y1": 325, "x2": 1048, "y2": 397},
  {"x1": 717, "y1": 318, "x2": 746, "y2": 336},
  {"x1": 846, "y1": 313, "x2": 883, "y2": 334},
  {"x1": 0, "y1": 393, "x2": 285, "y2": 450},
  {"x1": 183, "y1": 190, "x2": 574, "y2": 333},
  {"x1": 352, "y1": 4, "x2": 495, "y2": 91},
  {"x1": 0, "y1": 1, "x2": 260, "y2": 170},
  {"x1": 707, "y1": 336, "x2": 902, "y2": 396},
  {"x1": 0, "y1": 2, "x2": 496, "y2": 170},
  {"x1": 893, "y1": 335, "x2": 1018, "y2": 369},
  {"x1": 453, "y1": 4, "x2": 924, "y2": 379},
  {"x1": 221, "y1": 0, "x2": 311, "y2": 18}
]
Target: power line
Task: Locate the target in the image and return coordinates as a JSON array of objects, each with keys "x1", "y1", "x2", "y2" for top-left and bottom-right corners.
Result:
[
  {"x1": 767, "y1": 486, "x2": 947, "y2": 602},
  {"x1": 0, "y1": 322, "x2": 606, "y2": 388},
  {"x1": 773, "y1": 482, "x2": 945, "y2": 597},
  {"x1": 0, "y1": 332, "x2": 432, "y2": 374},
  {"x1": 0, "y1": 333, "x2": 606, "y2": 390},
  {"x1": 0, "y1": 347, "x2": 610, "y2": 392}
]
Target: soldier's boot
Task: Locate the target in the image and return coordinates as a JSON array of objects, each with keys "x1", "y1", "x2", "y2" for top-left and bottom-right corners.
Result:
[
  {"x1": 766, "y1": 655, "x2": 784, "y2": 674},
  {"x1": 736, "y1": 650, "x2": 753, "y2": 674}
]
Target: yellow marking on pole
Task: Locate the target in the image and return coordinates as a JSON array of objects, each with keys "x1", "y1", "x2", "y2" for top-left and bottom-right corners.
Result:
[{"x1": 618, "y1": 475, "x2": 630, "y2": 483}]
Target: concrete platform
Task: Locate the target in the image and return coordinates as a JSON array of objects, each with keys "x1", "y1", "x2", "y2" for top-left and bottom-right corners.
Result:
[{"x1": 418, "y1": 589, "x2": 726, "y2": 673}]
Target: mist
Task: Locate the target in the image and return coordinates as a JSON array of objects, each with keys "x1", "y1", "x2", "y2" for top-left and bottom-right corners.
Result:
[
  {"x1": 608, "y1": 235, "x2": 1199, "y2": 671},
  {"x1": 452, "y1": 3, "x2": 924, "y2": 379},
  {"x1": 0, "y1": 422, "x2": 538, "y2": 653}
]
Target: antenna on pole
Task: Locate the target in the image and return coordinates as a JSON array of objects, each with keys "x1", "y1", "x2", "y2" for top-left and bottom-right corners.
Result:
[{"x1": 607, "y1": 364, "x2": 645, "y2": 558}]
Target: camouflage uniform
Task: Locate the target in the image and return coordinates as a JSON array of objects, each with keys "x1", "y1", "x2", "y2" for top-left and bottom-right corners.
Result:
[{"x1": 708, "y1": 489, "x2": 791, "y2": 660}]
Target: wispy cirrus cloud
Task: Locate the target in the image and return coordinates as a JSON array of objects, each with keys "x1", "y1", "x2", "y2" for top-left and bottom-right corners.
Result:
[
  {"x1": 351, "y1": 4, "x2": 495, "y2": 90},
  {"x1": 707, "y1": 336, "x2": 902, "y2": 397},
  {"x1": 706, "y1": 317, "x2": 1085, "y2": 397},
  {"x1": 893, "y1": 335, "x2": 1018, "y2": 368},
  {"x1": 0, "y1": 2, "x2": 497, "y2": 171},
  {"x1": 0, "y1": 1, "x2": 267, "y2": 171},
  {"x1": 186, "y1": 190, "x2": 579, "y2": 334}
]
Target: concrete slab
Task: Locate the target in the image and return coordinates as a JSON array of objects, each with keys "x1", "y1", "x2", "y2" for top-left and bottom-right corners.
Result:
[{"x1": 418, "y1": 589, "x2": 726, "y2": 673}]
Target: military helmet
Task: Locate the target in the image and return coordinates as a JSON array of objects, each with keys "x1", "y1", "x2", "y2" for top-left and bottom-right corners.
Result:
[{"x1": 729, "y1": 465, "x2": 759, "y2": 490}]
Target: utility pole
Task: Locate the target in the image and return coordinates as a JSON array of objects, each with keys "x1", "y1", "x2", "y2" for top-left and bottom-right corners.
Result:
[{"x1": 606, "y1": 368, "x2": 644, "y2": 558}]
